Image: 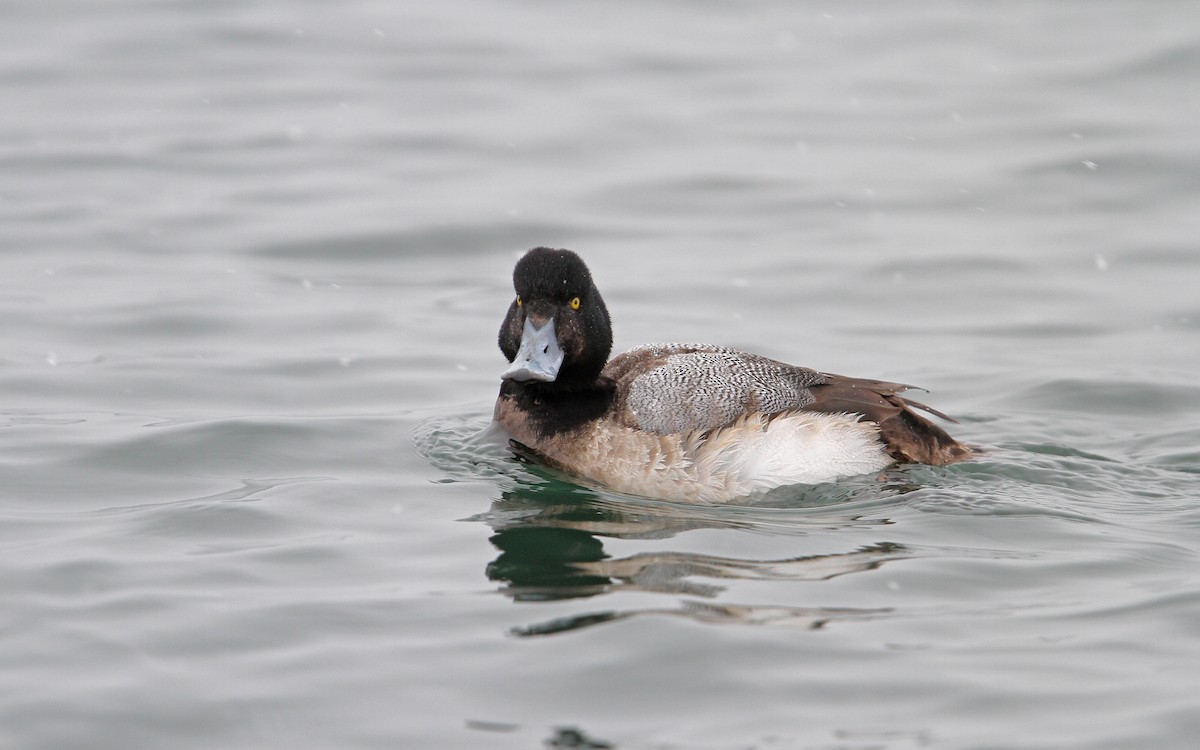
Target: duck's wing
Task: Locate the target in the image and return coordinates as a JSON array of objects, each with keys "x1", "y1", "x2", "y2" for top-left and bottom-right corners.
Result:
[
  {"x1": 604, "y1": 344, "x2": 972, "y2": 466},
  {"x1": 801, "y1": 374, "x2": 953, "y2": 422},
  {"x1": 603, "y1": 344, "x2": 826, "y2": 435}
]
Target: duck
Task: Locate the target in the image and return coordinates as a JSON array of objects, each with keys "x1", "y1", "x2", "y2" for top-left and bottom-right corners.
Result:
[{"x1": 494, "y1": 247, "x2": 971, "y2": 503}]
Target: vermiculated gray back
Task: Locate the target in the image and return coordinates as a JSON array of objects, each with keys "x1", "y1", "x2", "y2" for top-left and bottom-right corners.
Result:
[{"x1": 612, "y1": 344, "x2": 825, "y2": 435}]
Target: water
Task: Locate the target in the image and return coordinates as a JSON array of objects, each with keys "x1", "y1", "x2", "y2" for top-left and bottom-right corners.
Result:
[{"x1": 3, "y1": 1, "x2": 1199, "y2": 748}]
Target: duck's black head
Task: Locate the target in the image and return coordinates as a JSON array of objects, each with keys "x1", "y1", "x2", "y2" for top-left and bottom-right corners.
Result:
[{"x1": 498, "y1": 247, "x2": 612, "y2": 390}]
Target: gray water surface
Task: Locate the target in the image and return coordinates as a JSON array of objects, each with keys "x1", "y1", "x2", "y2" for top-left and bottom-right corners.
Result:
[{"x1": 3, "y1": 1, "x2": 1199, "y2": 748}]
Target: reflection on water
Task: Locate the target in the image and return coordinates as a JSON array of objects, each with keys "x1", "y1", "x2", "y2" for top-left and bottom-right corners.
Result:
[
  {"x1": 487, "y1": 526, "x2": 611, "y2": 601},
  {"x1": 466, "y1": 722, "x2": 615, "y2": 750},
  {"x1": 512, "y1": 601, "x2": 896, "y2": 637},
  {"x1": 484, "y1": 495, "x2": 916, "y2": 603},
  {"x1": 472, "y1": 475, "x2": 1017, "y2": 636},
  {"x1": 480, "y1": 498, "x2": 996, "y2": 636},
  {"x1": 482, "y1": 488, "x2": 908, "y2": 633},
  {"x1": 419, "y1": 410, "x2": 1018, "y2": 636},
  {"x1": 487, "y1": 509, "x2": 910, "y2": 635},
  {"x1": 544, "y1": 726, "x2": 614, "y2": 750}
]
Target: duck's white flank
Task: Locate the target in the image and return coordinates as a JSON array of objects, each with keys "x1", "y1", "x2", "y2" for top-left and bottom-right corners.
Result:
[{"x1": 553, "y1": 411, "x2": 892, "y2": 504}]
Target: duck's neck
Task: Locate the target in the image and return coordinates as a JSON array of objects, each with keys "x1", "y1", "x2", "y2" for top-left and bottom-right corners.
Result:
[{"x1": 501, "y1": 377, "x2": 616, "y2": 438}]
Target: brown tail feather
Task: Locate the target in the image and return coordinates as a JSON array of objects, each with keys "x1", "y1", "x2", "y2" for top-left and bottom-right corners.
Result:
[
  {"x1": 877, "y1": 397, "x2": 973, "y2": 465},
  {"x1": 807, "y1": 374, "x2": 972, "y2": 466}
]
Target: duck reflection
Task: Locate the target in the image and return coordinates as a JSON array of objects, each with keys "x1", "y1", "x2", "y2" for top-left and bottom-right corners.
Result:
[
  {"x1": 487, "y1": 526, "x2": 612, "y2": 601},
  {"x1": 487, "y1": 523, "x2": 913, "y2": 601},
  {"x1": 475, "y1": 475, "x2": 932, "y2": 635}
]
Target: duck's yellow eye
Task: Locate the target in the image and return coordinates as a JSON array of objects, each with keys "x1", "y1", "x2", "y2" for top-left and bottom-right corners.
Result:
[
  {"x1": 516, "y1": 295, "x2": 522, "y2": 307},
  {"x1": 569, "y1": 296, "x2": 581, "y2": 310}
]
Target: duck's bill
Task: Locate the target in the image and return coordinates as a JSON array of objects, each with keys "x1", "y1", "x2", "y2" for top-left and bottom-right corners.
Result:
[{"x1": 502, "y1": 317, "x2": 564, "y2": 382}]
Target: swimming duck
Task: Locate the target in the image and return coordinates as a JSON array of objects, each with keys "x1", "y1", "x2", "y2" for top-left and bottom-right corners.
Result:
[{"x1": 495, "y1": 247, "x2": 971, "y2": 503}]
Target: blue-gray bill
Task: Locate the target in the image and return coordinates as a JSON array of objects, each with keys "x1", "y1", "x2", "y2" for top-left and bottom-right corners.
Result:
[{"x1": 502, "y1": 317, "x2": 565, "y2": 382}]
